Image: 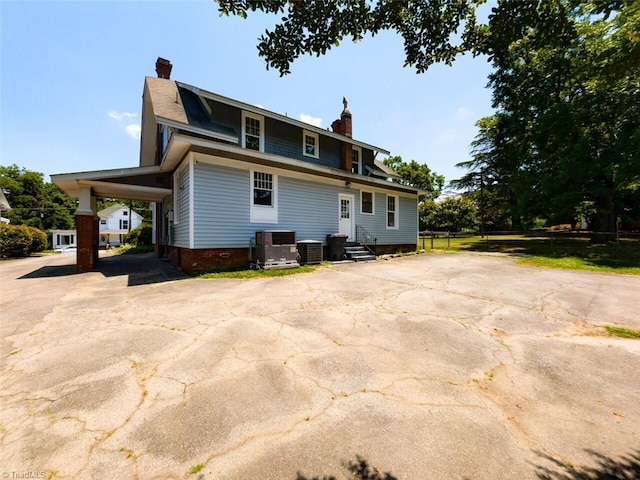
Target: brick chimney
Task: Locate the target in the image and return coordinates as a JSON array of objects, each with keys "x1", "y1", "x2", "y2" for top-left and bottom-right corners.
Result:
[
  {"x1": 331, "y1": 98, "x2": 354, "y2": 172},
  {"x1": 331, "y1": 97, "x2": 352, "y2": 138},
  {"x1": 155, "y1": 57, "x2": 172, "y2": 79}
]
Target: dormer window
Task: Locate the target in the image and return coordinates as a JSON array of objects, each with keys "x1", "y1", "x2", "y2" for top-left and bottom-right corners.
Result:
[
  {"x1": 303, "y1": 130, "x2": 319, "y2": 158},
  {"x1": 351, "y1": 146, "x2": 362, "y2": 174},
  {"x1": 242, "y1": 111, "x2": 264, "y2": 152}
]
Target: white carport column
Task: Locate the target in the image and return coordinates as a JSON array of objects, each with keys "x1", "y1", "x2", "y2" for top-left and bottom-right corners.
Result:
[{"x1": 75, "y1": 185, "x2": 98, "y2": 272}]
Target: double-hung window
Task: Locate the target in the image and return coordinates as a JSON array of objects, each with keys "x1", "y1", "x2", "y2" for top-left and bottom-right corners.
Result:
[
  {"x1": 351, "y1": 146, "x2": 362, "y2": 174},
  {"x1": 242, "y1": 111, "x2": 264, "y2": 152},
  {"x1": 253, "y1": 172, "x2": 273, "y2": 206},
  {"x1": 386, "y1": 195, "x2": 398, "y2": 229},
  {"x1": 303, "y1": 130, "x2": 319, "y2": 158},
  {"x1": 250, "y1": 170, "x2": 278, "y2": 223},
  {"x1": 361, "y1": 191, "x2": 374, "y2": 215}
]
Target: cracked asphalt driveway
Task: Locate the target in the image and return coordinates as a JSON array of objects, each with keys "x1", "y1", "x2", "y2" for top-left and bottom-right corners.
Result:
[{"x1": 1, "y1": 252, "x2": 639, "y2": 479}]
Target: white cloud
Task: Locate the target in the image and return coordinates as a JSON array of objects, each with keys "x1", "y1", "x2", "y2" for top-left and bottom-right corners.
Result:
[
  {"x1": 299, "y1": 113, "x2": 322, "y2": 128},
  {"x1": 125, "y1": 124, "x2": 141, "y2": 140},
  {"x1": 108, "y1": 110, "x2": 140, "y2": 140},
  {"x1": 108, "y1": 110, "x2": 137, "y2": 122}
]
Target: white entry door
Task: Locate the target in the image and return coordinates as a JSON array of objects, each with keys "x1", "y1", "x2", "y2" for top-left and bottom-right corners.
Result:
[{"x1": 338, "y1": 194, "x2": 354, "y2": 240}]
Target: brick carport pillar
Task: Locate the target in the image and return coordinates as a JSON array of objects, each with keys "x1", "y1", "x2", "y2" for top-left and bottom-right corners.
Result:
[{"x1": 75, "y1": 186, "x2": 98, "y2": 272}]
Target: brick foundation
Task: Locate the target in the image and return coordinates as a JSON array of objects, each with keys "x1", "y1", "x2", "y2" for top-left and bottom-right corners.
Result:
[
  {"x1": 168, "y1": 243, "x2": 417, "y2": 275},
  {"x1": 169, "y1": 246, "x2": 250, "y2": 275},
  {"x1": 372, "y1": 244, "x2": 417, "y2": 256}
]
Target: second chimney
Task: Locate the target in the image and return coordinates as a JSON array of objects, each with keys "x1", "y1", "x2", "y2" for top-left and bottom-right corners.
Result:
[{"x1": 155, "y1": 57, "x2": 173, "y2": 79}]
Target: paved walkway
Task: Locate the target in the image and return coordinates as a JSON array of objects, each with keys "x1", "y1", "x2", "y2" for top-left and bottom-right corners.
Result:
[{"x1": 1, "y1": 252, "x2": 639, "y2": 479}]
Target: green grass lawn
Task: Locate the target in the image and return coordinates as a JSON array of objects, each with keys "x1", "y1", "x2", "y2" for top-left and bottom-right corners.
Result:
[
  {"x1": 197, "y1": 264, "x2": 320, "y2": 279},
  {"x1": 419, "y1": 234, "x2": 640, "y2": 275}
]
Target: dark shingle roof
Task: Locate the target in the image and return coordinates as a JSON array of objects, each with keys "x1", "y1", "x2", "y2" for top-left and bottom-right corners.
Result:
[{"x1": 177, "y1": 86, "x2": 237, "y2": 139}]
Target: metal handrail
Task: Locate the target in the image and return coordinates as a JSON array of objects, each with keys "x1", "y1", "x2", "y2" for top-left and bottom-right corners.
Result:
[{"x1": 355, "y1": 225, "x2": 377, "y2": 255}]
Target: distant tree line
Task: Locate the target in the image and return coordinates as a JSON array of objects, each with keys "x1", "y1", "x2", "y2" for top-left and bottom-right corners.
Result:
[
  {"x1": 0, "y1": 164, "x2": 77, "y2": 230},
  {"x1": 383, "y1": 156, "x2": 478, "y2": 232}
]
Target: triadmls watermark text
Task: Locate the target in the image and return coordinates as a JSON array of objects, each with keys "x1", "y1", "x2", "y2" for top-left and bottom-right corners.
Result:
[{"x1": 2, "y1": 472, "x2": 48, "y2": 479}]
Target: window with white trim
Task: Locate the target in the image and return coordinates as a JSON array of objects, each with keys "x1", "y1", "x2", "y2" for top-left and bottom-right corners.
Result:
[
  {"x1": 360, "y1": 191, "x2": 374, "y2": 215},
  {"x1": 250, "y1": 170, "x2": 278, "y2": 223},
  {"x1": 242, "y1": 111, "x2": 264, "y2": 152},
  {"x1": 386, "y1": 195, "x2": 398, "y2": 229},
  {"x1": 120, "y1": 219, "x2": 129, "y2": 230},
  {"x1": 303, "y1": 130, "x2": 319, "y2": 158},
  {"x1": 351, "y1": 146, "x2": 362, "y2": 174},
  {"x1": 253, "y1": 171, "x2": 273, "y2": 206}
]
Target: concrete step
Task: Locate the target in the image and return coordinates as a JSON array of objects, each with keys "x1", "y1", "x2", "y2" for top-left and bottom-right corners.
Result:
[{"x1": 344, "y1": 245, "x2": 376, "y2": 262}]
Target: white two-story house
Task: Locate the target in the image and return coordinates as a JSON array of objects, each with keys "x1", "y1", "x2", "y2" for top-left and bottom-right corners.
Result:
[
  {"x1": 98, "y1": 203, "x2": 144, "y2": 247},
  {"x1": 51, "y1": 203, "x2": 143, "y2": 250}
]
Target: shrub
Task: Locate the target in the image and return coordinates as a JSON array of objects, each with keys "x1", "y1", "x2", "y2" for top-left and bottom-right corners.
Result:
[
  {"x1": 123, "y1": 223, "x2": 152, "y2": 246},
  {"x1": 27, "y1": 226, "x2": 47, "y2": 252},
  {"x1": 0, "y1": 224, "x2": 33, "y2": 257}
]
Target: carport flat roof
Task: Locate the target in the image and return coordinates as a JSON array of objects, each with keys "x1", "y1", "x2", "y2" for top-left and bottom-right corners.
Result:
[{"x1": 51, "y1": 165, "x2": 171, "y2": 202}]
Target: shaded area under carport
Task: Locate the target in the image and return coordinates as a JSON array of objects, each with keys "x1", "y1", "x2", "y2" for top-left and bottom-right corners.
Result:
[
  {"x1": 19, "y1": 252, "x2": 188, "y2": 287},
  {"x1": 51, "y1": 165, "x2": 172, "y2": 273}
]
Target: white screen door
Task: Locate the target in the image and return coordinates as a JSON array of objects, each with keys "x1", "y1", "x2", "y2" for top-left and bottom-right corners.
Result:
[{"x1": 338, "y1": 194, "x2": 354, "y2": 240}]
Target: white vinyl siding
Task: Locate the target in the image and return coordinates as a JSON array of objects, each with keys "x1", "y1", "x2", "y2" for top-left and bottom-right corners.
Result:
[
  {"x1": 191, "y1": 161, "x2": 418, "y2": 248},
  {"x1": 172, "y1": 163, "x2": 191, "y2": 247}
]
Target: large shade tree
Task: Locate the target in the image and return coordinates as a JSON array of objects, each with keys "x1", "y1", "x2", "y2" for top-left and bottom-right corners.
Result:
[
  {"x1": 217, "y1": 0, "x2": 488, "y2": 76},
  {"x1": 218, "y1": 1, "x2": 640, "y2": 237},
  {"x1": 468, "y1": 1, "x2": 640, "y2": 237},
  {"x1": 451, "y1": 115, "x2": 533, "y2": 230}
]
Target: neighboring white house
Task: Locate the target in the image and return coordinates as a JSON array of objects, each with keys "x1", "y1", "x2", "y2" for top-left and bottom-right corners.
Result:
[
  {"x1": 98, "y1": 203, "x2": 144, "y2": 247},
  {"x1": 51, "y1": 203, "x2": 144, "y2": 250},
  {"x1": 51, "y1": 230, "x2": 77, "y2": 250}
]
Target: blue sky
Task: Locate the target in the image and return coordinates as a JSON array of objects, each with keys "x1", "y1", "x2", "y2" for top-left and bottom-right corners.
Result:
[{"x1": 1, "y1": 0, "x2": 494, "y2": 186}]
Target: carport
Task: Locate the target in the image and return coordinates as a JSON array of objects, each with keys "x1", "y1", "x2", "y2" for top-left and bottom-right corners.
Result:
[{"x1": 51, "y1": 166, "x2": 171, "y2": 272}]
